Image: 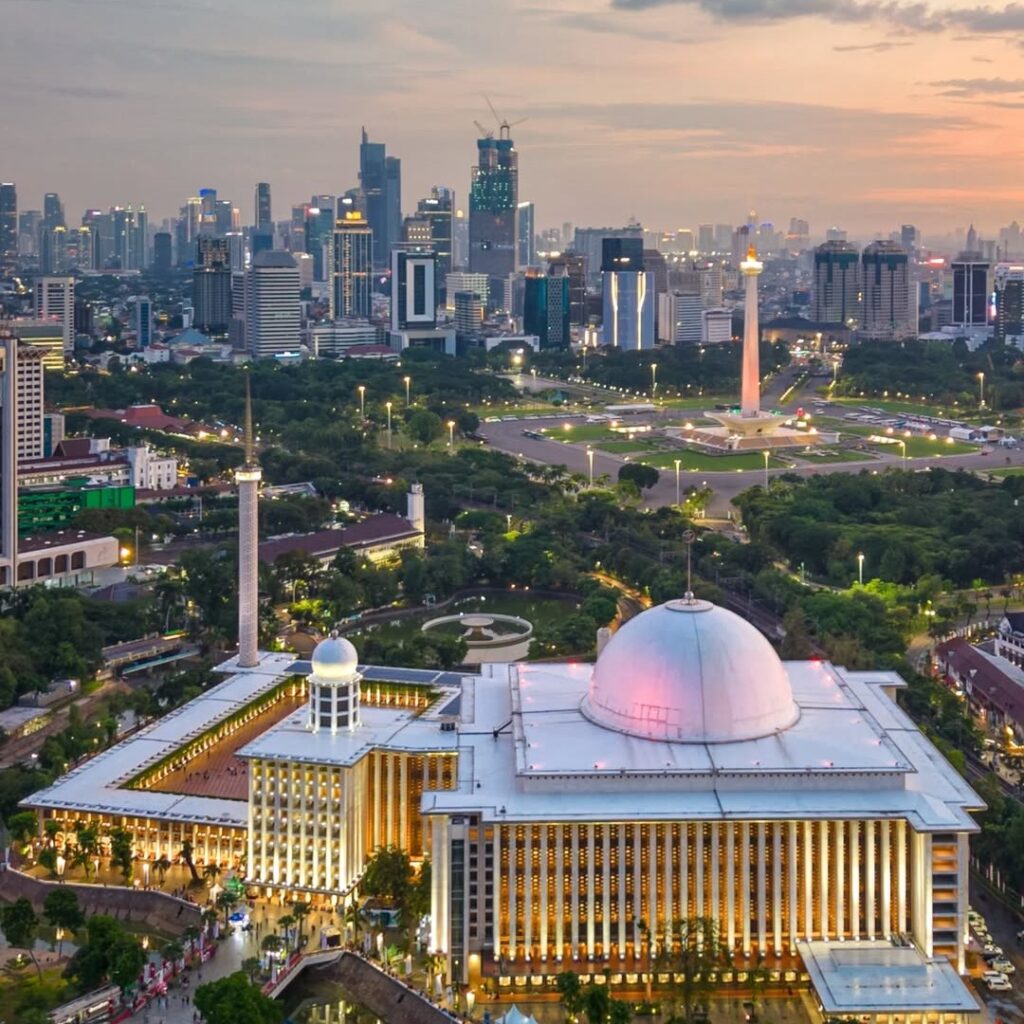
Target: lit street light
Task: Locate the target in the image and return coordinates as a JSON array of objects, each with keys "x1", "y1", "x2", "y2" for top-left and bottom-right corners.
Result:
[
  {"x1": 650, "y1": 362, "x2": 658, "y2": 399},
  {"x1": 357, "y1": 385, "x2": 366, "y2": 419},
  {"x1": 674, "y1": 458, "x2": 681, "y2": 507},
  {"x1": 763, "y1": 450, "x2": 770, "y2": 490},
  {"x1": 587, "y1": 447, "x2": 595, "y2": 487},
  {"x1": 447, "y1": 419, "x2": 456, "y2": 449},
  {"x1": 898, "y1": 438, "x2": 906, "y2": 465},
  {"x1": 978, "y1": 371, "x2": 985, "y2": 409},
  {"x1": 506, "y1": 513, "x2": 513, "y2": 531},
  {"x1": 386, "y1": 401, "x2": 393, "y2": 449},
  {"x1": 857, "y1": 552, "x2": 865, "y2": 586},
  {"x1": 403, "y1": 375, "x2": 411, "y2": 408}
]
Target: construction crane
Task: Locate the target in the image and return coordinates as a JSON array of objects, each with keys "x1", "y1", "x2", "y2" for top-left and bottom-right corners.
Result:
[{"x1": 477, "y1": 96, "x2": 528, "y2": 140}]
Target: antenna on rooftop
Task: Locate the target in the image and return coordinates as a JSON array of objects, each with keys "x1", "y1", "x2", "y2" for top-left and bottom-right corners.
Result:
[{"x1": 683, "y1": 529, "x2": 696, "y2": 603}]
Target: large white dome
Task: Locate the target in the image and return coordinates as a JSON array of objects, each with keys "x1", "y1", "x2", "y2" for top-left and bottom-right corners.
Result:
[
  {"x1": 582, "y1": 598, "x2": 799, "y2": 743},
  {"x1": 310, "y1": 632, "x2": 359, "y2": 682}
]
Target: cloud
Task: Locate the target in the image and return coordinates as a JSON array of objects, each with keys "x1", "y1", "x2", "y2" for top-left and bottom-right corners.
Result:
[
  {"x1": 608, "y1": 0, "x2": 1024, "y2": 38},
  {"x1": 833, "y1": 40, "x2": 912, "y2": 51},
  {"x1": 929, "y1": 76, "x2": 1024, "y2": 96}
]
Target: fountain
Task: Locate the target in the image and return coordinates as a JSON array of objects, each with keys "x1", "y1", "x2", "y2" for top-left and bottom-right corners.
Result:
[{"x1": 420, "y1": 611, "x2": 533, "y2": 665}]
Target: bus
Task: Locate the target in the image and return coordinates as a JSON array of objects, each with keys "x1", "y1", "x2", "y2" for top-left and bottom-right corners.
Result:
[{"x1": 50, "y1": 985, "x2": 121, "y2": 1024}]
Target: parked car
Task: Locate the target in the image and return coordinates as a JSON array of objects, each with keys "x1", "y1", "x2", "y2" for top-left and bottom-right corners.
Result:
[
  {"x1": 991, "y1": 958, "x2": 1016, "y2": 975},
  {"x1": 983, "y1": 971, "x2": 1012, "y2": 991}
]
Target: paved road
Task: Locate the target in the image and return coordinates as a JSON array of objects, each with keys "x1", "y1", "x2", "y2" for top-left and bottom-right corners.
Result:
[{"x1": 479, "y1": 413, "x2": 1024, "y2": 517}]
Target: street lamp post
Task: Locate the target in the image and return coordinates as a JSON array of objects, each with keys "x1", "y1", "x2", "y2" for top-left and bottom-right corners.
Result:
[
  {"x1": 386, "y1": 401, "x2": 392, "y2": 449},
  {"x1": 587, "y1": 447, "x2": 595, "y2": 487},
  {"x1": 447, "y1": 419, "x2": 456, "y2": 449},
  {"x1": 403, "y1": 375, "x2": 411, "y2": 408},
  {"x1": 674, "y1": 458, "x2": 681, "y2": 507},
  {"x1": 857, "y1": 552, "x2": 865, "y2": 586},
  {"x1": 530, "y1": 367, "x2": 537, "y2": 390},
  {"x1": 357, "y1": 385, "x2": 366, "y2": 419},
  {"x1": 763, "y1": 449, "x2": 770, "y2": 490},
  {"x1": 899, "y1": 438, "x2": 906, "y2": 465},
  {"x1": 650, "y1": 362, "x2": 658, "y2": 399},
  {"x1": 978, "y1": 371, "x2": 985, "y2": 409}
]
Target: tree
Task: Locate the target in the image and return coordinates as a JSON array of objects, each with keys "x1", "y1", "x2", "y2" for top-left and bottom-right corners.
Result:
[
  {"x1": 661, "y1": 916, "x2": 731, "y2": 1024},
  {"x1": 204, "y1": 862, "x2": 222, "y2": 885},
  {"x1": 153, "y1": 854, "x2": 172, "y2": 884},
  {"x1": 216, "y1": 890, "x2": 239, "y2": 931},
  {"x1": 242, "y1": 956, "x2": 262, "y2": 983},
  {"x1": 556, "y1": 970, "x2": 584, "y2": 1016},
  {"x1": 290, "y1": 901, "x2": 312, "y2": 951},
  {"x1": 42, "y1": 888, "x2": 84, "y2": 958},
  {"x1": 6, "y1": 810, "x2": 37, "y2": 850},
  {"x1": 582, "y1": 982, "x2": 611, "y2": 1024},
  {"x1": 161, "y1": 939, "x2": 184, "y2": 976},
  {"x1": 108, "y1": 825, "x2": 134, "y2": 883},
  {"x1": 406, "y1": 409, "x2": 444, "y2": 445},
  {"x1": 0, "y1": 898, "x2": 40, "y2": 976},
  {"x1": 618, "y1": 462, "x2": 660, "y2": 491},
  {"x1": 360, "y1": 845, "x2": 415, "y2": 908},
  {"x1": 195, "y1": 971, "x2": 283, "y2": 1024},
  {"x1": 181, "y1": 838, "x2": 200, "y2": 883}
]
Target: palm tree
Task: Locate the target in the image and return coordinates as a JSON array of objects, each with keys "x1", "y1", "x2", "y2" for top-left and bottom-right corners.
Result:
[
  {"x1": 181, "y1": 925, "x2": 200, "y2": 961},
  {"x1": 242, "y1": 956, "x2": 262, "y2": 983},
  {"x1": 343, "y1": 900, "x2": 364, "y2": 946},
  {"x1": 215, "y1": 891, "x2": 238, "y2": 932},
  {"x1": 278, "y1": 914, "x2": 296, "y2": 952},
  {"x1": 180, "y1": 840, "x2": 200, "y2": 884},
  {"x1": 161, "y1": 940, "x2": 184, "y2": 978},
  {"x1": 203, "y1": 863, "x2": 221, "y2": 886},
  {"x1": 290, "y1": 901, "x2": 312, "y2": 951},
  {"x1": 201, "y1": 907, "x2": 219, "y2": 937},
  {"x1": 153, "y1": 855, "x2": 172, "y2": 886}
]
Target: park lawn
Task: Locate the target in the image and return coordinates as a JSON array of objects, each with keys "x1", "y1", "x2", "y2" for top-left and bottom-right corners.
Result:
[
  {"x1": 983, "y1": 467, "x2": 1024, "y2": 478},
  {"x1": 868, "y1": 437, "x2": 976, "y2": 458},
  {"x1": 544, "y1": 423, "x2": 625, "y2": 442},
  {"x1": 597, "y1": 439, "x2": 662, "y2": 453},
  {"x1": 656, "y1": 396, "x2": 732, "y2": 410},
  {"x1": 795, "y1": 447, "x2": 874, "y2": 463},
  {"x1": 640, "y1": 450, "x2": 787, "y2": 471},
  {"x1": 830, "y1": 396, "x2": 957, "y2": 418}
]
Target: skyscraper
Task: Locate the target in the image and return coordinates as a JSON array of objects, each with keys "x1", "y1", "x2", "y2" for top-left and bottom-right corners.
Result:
[
  {"x1": 134, "y1": 296, "x2": 153, "y2": 349},
  {"x1": 33, "y1": 276, "x2": 74, "y2": 358},
  {"x1": 517, "y1": 201, "x2": 535, "y2": 269},
  {"x1": 600, "y1": 238, "x2": 655, "y2": 350},
  {"x1": 951, "y1": 248, "x2": 989, "y2": 329},
  {"x1": 153, "y1": 232, "x2": 172, "y2": 273},
  {"x1": 861, "y1": 241, "x2": 914, "y2": 340},
  {"x1": 255, "y1": 183, "x2": 272, "y2": 230},
  {"x1": 245, "y1": 251, "x2": 300, "y2": 358},
  {"x1": 193, "y1": 237, "x2": 232, "y2": 335},
  {"x1": 391, "y1": 250, "x2": 436, "y2": 331},
  {"x1": 523, "y1": 269, "x2": 570, "y2": 349},
  {"x1": 329, "y1": 212, "x2": 373, "y2": 320},
  {"x1": 40, "y1": 193, "x2": 66, "y2": 273},
  {"x1": 994, "y1": 264, "x2": 1024, "y2": 346},
  {"x1": 469, "y1": 128, "x2": 518, "y2": 296},
  {"x1": 415, "y1": 187, "x2": 454, "y2": 297},
  {"x1": 0, "y1": 184, "x2": 16, "y2": 275},
  {"x1": 547, "y1": 252, "x2": 586, "y2": 326},
  {"x1": 305, "y1": 201, "x2": 335, "y2": 282},
  {"x1": 0, "y1": 333, "x2": 19, "y2": 587},
  {"x1": 812, "y1": 241, "x2": 861, "y2": 326},
  {"x1": 359, "y1": 129, "x2": 402, "y2": 269}
]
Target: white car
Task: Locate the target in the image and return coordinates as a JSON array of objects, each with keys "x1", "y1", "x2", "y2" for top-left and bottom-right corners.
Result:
[
  {"x1": 983, "y1": 943, "x2": 1004, "y2": 958},
  {"x1": 984, "y1": 971, "x2": 1012, "y2": 991},
  {"x1": 992, "y1": 958, "x2": 1016, "y2": 976}
]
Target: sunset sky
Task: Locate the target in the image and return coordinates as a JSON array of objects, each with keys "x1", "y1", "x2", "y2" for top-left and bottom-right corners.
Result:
[{"x1": 5, "y1": 0, "x2": 1024, "y2": 239}]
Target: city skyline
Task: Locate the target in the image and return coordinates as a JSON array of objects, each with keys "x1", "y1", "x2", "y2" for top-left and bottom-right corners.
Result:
[{"x1": 5, "y1": 1, "x2": 1024, "y2": 236}]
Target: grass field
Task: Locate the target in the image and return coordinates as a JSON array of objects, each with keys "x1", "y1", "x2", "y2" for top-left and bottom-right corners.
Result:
[
  {"x1": 542, "y1": 422, "x2": 619, "y2": 442},
  {"x1": 638, "y1": 450, "x2": 787, "y2": 472},
  {"x1": 830, "y1": 396, "x2": 959, "y2": 418},
  {"x1": 657, "y1": 396, "x2": 733, "y2": 411},
  {"x1": 794, "y1": 448, "x2": 873, "y2": 463},
  {"x1": 982, "y1": 467, "x2": 1024, "y2": 478},
  {"x1": 868, "y1": 436, "x2": 976, "y2": 458},
  {"x1": 598, "y1": 440, "x2": 661, "y2": 453}
]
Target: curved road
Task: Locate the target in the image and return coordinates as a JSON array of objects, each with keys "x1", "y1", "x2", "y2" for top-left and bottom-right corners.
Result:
[{"x1": 480, "y1": 411, "x2": 1024, "y2": 517}]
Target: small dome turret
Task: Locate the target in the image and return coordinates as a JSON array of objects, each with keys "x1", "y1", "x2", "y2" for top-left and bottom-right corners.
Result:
[{"x1": 308, "y1": 631, "x2": 362, "y2": 734}]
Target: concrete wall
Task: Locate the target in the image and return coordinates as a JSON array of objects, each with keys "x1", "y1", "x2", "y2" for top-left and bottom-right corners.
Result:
[
  {"x1": 0, "y1": 868, "x2": 202, "y2": 933},
  {"x1": 332, "y1": 952, "x2": 454, "y2": 1024}
]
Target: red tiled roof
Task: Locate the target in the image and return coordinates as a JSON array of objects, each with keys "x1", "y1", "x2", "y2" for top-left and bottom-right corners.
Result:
[
  {"x1": 258, "y1": 514, "x2": 420, "y2": 564},
  {"x1": 89, "y1": 404, "x2": 192, "y2": 432},
  {"x1": 52, "y1": 438, "x2": 93, "y2": 458},
  {"x1": 936, "y1": 637, "x2": 1024, "y2": 727}
]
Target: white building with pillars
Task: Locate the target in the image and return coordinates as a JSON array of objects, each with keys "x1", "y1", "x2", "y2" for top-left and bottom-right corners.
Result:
[{"x1": 24, "y1": 593, "x2": 983, "y2": 1017}]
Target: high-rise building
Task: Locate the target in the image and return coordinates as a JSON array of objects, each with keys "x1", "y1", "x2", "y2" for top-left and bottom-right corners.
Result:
[
  {"x1": 453, "y1": 291, "x2": 484, "y2": 340},
  {"x1": 659, "y1": 289, "x2": 703, "y2": 344},
  {"x1": 901, "y1": 224, "x2": 919, "y2": 255},
  {"x1": 193, "y1": 238, "x2": 232, "y2": 335},
  {"x1": 414, "y1": 188, "x2": 453, "y2": 294},
  {"x1": 245, "y1": 251, "x2": 300, "y2": 358},
  {"x1": 4, "y1": 343, "x2": 45, "y2": 460},
  {"x1": 330, "y1": 212, "x2": 373, "y2": 320},
  {"x1": 574, "y1": 226, "x2": 642, "y2": 288},
  {"x1": 994, "y1": 264, "x2": 1024, "y2": 347},
  {"x1": 0, "y1": 333, "x2": 19, "y2": 587},
  {"x1": 33, "y1": 276, "x2": 74, "y2": 357},
  {"x1": 40, "y1": 193, "x2": 66, "y2": 273},
  {"x1": 469, "y1": 129, "x2": 518, "y2": 295},
  {"x1": 0, "y1": 183, "x2": 16, "y2": 275},
  {"x1": 523, "y1": 269, "x2": 570, "y2": 349},
  {"x1": 153, "y1": 232, "x2": 173, "y2": 273},
  {"x1": 359, "y1": 129, "x2": 402, "y2": 269},
  {"x1": 391, "y1": 251, "x2": 436, "y2": 331},
  {"x1": 813, "y1": 241, "x2": 861, "y2": 326},
  {"x1": 600, "y1": 238, "x2": 655, "y2": 350},
  {"x1": 547, "y1": 252, "x2": 586, "y2": 326},
  {"x1": 445, "y1": 272, "x2": 490, "y2": 312},
  {"x1": 951, "y1": 249, "x2": 989, "y2": 329},
  {"x1": 18, "y1": 210, "x2": 40, "y2": 260},
  {"x1": 702, "y1": 307, "x2": 733, "y2": 343},
  {"x1": 305, "y1": 201, "x2": 335, "y2": 282},
  {"x1": 255, "y1": 183, "x2": 272, "y2": 230},
  {"x1": 861, "y1": 241, "x2": 914, "y2": 340},
  {"x1": 517, "y1": 201, "x2": 535, "y2": 269},
  {"x1": 14, "y1": 318, "x2": 66, "y2": 372},
  {"x1": 697, "y1": 224, "x2": 715, "y2": 253},
  {"x1": 134, "y1": 296, "x2": 153, "y2": 349}
]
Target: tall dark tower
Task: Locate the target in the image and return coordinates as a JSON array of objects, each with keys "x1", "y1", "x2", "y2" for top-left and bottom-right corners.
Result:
[
  {"x1": 359, "y1": 129, "x2": 401, "y2": 269},
  {"x1": 0, "y1": 184, "x2": 16, "y2": 276},
  {"x1": 255, "y1": 183, "x2": 272, "y2": 230},
  {"x1": 469, "y1": 125, "x2": 518, "y2": 302}
]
